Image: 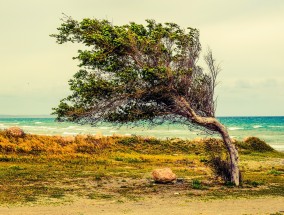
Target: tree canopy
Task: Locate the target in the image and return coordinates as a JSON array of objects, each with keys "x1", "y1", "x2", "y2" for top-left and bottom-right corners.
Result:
[{"x1": 51, "y1": 17, "x2": 218, "y2": 127}]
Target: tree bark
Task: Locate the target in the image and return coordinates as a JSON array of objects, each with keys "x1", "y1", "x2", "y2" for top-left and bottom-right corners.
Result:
[
  {"x1": 216, "y1": 122, "x2": 240, "y2": 186},
  {"x1": 176, "y1": 97, "x2": 240, "y2": 186}
]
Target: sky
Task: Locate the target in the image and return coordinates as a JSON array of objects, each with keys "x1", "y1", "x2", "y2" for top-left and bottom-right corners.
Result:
[{"x1": 0, "y1": 0, "x2": 283, "y2": 116}]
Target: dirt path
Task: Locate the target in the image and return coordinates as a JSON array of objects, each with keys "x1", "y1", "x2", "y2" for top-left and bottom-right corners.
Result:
[{"x1": 0, "y1": 197, "x2": 283, "y2": 215}]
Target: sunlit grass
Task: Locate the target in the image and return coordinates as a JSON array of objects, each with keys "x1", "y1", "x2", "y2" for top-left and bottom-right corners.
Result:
[{"x1": 0, "y1": 130, "x2": 283, "y2": 205}]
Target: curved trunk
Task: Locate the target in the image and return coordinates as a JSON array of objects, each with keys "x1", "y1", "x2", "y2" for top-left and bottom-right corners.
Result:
[
  {"x1": 176, "y1": 97, "x2": 240, "y2": 185},
  {"x1": 216, "y1": 122, "x2": 240, "y2": 186}
]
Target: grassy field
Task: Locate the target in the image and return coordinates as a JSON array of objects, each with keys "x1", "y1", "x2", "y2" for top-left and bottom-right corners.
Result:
[{"x1": 0, "y1": 130, "x2": 283, "y2": 205}]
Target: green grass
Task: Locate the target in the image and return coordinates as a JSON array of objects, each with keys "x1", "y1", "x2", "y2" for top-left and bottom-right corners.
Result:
[{"x1": 0, "y1": 132, "x2": 283, "y2": 205}]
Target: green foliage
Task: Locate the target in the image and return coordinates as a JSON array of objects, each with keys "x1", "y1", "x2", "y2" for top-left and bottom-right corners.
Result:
[
  {"x1": 268, "y1": 169, "x2": 284, "y2": 176},
  {"x1": 192, "y1": 179, "x2": 203, "y2": 189},
  {"x1": 240, "y1": 137, "x2": 274, "y2": 152},
  {"x1": 118, "y1": 136, "x2": 140, "y2": 146},
  {"x1": 51, "y1": 17, "x2": 216, "y2": 124},
  {"x1": 244, "y1": 180, "x2": 264, "y2": 187},
  {"x1": 204, "y1": 139, "x2": 232, "y2": 183}
]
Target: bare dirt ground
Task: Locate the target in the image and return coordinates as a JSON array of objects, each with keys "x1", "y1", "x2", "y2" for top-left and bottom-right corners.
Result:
[{"x1": 0, "y1": 197, "x2": 283, "y2": 215}]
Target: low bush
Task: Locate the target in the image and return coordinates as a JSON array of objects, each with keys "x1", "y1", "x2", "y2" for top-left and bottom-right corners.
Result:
[
  {"x1": 204, "y1": 139, "x2": 242, "y2": 185},
  {"x1": 241, "y1": 137, "x2": 274, "y2": 152}
]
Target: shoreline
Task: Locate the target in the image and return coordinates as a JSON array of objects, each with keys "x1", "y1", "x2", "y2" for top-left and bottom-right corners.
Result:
[
  {"x1": 1, "y1": 116, "x2": 284, "y2": 152},
  {"x1": 1, "y1": 126, "x2": 284, "y2": 152}
]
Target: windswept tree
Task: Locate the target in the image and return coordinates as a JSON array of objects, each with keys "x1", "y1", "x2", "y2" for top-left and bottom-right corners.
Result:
[{"x1": 51, "y1": 17, "x2": 240, "y2": 185}]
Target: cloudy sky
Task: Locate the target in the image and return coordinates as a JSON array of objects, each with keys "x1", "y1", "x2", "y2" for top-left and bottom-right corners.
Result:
[{"x1": 0, "y1": 0, "x2": 283, "y2": 116}]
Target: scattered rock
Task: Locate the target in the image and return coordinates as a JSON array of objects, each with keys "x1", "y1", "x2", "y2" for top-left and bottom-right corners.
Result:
[
  {"x1": 152, "y1": 168, "x2": 177, "y2": 183},
  {"x1": 5, "y1": 127, "x2": 25, "y2": 138},
  {"x1": 176, "y1": 178, "x2": 184, "y2": 184}
]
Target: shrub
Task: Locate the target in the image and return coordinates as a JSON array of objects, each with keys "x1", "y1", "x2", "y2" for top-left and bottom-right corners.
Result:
[
  {"x1": 118, "y1": 136, "x2": 140, "y2": 146},
  {"x1": 209, "y1": 157, "x2": 231, "y2": 182},
  {"x1": 192, "y1": 179, "x2": 203, "y2": 189},
  {"x1": 243, "y1": 137, "x2": 274, "y2": 152},
  {"x1": 204, "y1": 139, "x2": 241, "y2": 184},
  {"x1": 268, "y1": 169, "x2": 284, "y2": 176}
]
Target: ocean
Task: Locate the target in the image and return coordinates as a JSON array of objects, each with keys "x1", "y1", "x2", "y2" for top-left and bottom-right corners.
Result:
[{"x1": 0, "y1": 116, "x2": 283, "y2": 151}]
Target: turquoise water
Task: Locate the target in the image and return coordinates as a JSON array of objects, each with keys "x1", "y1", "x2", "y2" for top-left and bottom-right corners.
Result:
[{"x1": 0, "y1": 116, "x2": 283, "y2": 151}]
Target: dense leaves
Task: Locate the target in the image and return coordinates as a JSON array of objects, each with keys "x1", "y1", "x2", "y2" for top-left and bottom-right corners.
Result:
[{"x1": 51, "y1": 17, "x2": 217, "y2": 125}]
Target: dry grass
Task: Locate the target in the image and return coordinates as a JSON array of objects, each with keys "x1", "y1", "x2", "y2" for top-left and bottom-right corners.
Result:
[{"x1": 0, "y1": 130, "x2": 283, "y2": 205}]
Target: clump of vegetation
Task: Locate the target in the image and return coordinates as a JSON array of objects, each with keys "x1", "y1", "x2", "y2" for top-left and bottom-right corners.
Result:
[
  {"x1": 192, "y1": 179, "x2": 203, "y2": 189},
  {"x1": 204, "y1": 139, "x2": 232, "y2": 183},
  {"x1": 210, "y1": 157, "x2": 232, "y2": 183},
  {"x1": 87, "y1": 192, "x2": 114, "y2": 200},
  {"x1": 244, "y1": 180, "x2": 264, "y2": 187},
  {"x1": 241, "y1": 137, "x2": 274, "y2": 152},
  {"x1": 0, "y1": 130, "x2": 205, "y2": 156},
  {"x1": 268, "y1": 169, "x2": 284, "y2": 176}
]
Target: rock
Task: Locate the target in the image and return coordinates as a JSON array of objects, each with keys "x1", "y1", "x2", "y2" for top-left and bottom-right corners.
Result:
[
  {"x1": 5, "y1": 127, "x2": 25, "y2": 137},
  {"x1": 176, "y1": 178, "x2": 184, "y2": 184},
  {"x1": 152, "y1": 168, "x2": 177, "y2": 183}
]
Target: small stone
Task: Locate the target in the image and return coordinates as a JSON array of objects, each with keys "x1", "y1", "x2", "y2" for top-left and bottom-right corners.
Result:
[
  {"x1": 176, "y1": 178, "x2": 184, "y2": 184},
  {"x1": 152, "y1": 168, "x2": 177, "y2": 183},
  {"x1": 5, "y1": 127, "x2": 25, "y2": 138},
  {"x1": 174, "y1": 192, "x2": 179, "y2": 195}
]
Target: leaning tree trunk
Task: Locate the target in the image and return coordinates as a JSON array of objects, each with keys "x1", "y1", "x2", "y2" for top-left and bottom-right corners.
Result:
[
  {"x1": 213, "y1": 121, "x2": 240, "y2": 186},
  {"x1": 177, "y1": 97, "x2": 240, "y2": 185}
]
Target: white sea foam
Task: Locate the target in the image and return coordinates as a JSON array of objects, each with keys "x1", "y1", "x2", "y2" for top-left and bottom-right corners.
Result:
[
  {"x1": 35, "y1": 122, "x2": 43, "y2": 124},
  {"x1": 168, "y1": 129, "x2": 183, "y2": 133},
  {"x1": 270, "y1": 145, "x2": 284, "y2": 150},
  {"x1": 98, "y1": 127, "x2": 110, "y2": 130},
  {"x1": 64, "y1": 126, "x2": 77, "y2": 130},
  {"x1": 46, "y1": 127, "x2": 57, "y2": 130},
  {"x1": 253, "y1": 125, "x2": 263, "y2": 129},
  {"x1": 109, "y1": 130, "x2": 118, "y2": 133},
  {"x1": 36, "y1": 126, "x2": 51, "y2": 129},
  {"x1": 63, "y1": 132, "x2": 78, "y2": 135},
  {"x1": 269, "y1": 126, "x2": 284, "y2": 128},
  {"x1": 75, "y1": 128, "x2": 87, "y2": 131},
  {"x1": 228, "y1": 127, "x2": 244, "y2": 131}
]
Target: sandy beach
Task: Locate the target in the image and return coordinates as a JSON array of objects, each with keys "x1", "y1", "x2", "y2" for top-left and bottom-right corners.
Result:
[{"x1": 0, "y1": 197, "x2": 283, "y2": 215}]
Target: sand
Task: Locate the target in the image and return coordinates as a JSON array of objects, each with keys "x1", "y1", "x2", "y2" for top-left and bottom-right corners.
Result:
[{"x1": 0, "y1": 197, "x2": 283, "y2": 215}]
